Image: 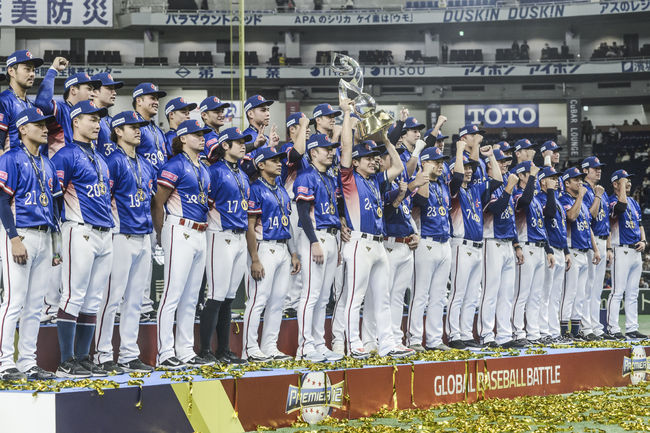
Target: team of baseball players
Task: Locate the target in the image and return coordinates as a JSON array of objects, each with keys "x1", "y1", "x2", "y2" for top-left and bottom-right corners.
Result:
[{"x1": 0, "y1": 50, "x2": 646, "y2": 380}]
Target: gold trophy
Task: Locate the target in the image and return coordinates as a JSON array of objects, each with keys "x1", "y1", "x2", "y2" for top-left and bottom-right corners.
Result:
[{"x1": 331, "y1": 53, "x2": 393, "y2": 141}]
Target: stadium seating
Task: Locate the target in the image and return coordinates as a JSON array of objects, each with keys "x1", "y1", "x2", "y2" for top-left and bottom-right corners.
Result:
[{"x1": 179, "y1": 51, "x2": 213, "y2": 66}]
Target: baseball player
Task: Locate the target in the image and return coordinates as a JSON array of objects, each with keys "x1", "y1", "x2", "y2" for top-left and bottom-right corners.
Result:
[
  {"x1": 312, "y1": 103, "x2": 342, "y2": 141},
  {"x1": 293, "y1": 133, "x2": 344, "y2": 362},
  {"x1": 152, "y1": 119, "x2": 213, "y2": 369},
  {"x1": 199, "y1": 126, "x2": 252, "y2": 365},
  {"x1": 164, "y1": 97, "x2": 197, "y2": 157},
  {"x1": 580, "y1": 156, "x2": 608, "y2": 340},
  {"x1": 0, "y1": 108, "x2": 61, "y2": 380},
  {"x1": 0, "y1": 50, "x2": 44, "y2": 149},
  {"x1": 457, "y1": 124, "x2": 488, "y2": 185},
  {"x1": 606, "y1": 170, "x2": 647, "y2": 340},
  {"x1": 243, "y1": 148, "x2": 300, "y2": 362},
  {"x1": 513, "y1": 138, "x2": 536, "y2": 165},
  {"x1": 338, "y1": 99, "x2": 413, "y2": 359},
  {"x1": 52, "y1": 101, "x2": 113, "y2": 378},
  {"x1": 540, "y1": 141, "x2": 564, "y2": 192},
  {"x1": 559, "y1": 167, "x2": 601, "y2": 339},
  {"x1": 36, "y1": 68, "x2": 101, "y2": 149},
  {"x1": 133, "y1": 83, "x2": 168, "y2": 171},
  {"x1": 407, "y1": 146, "x2": 452, "y2": 351},
  {"x1": 446, "y1": 139, "x2": 500, "y2": 349},
  {"x1": 91, "y1": 73, "x2": 124, "y2": 158},
  {"x1": 241, "y1": 94, "x2": 278, "y2": 177},
  {"x1": 200, "y1": 96, "x2": 230, "y2": 160},
  {"x1": 511, "y1": 160, "x2": 555, "y2": 344},
  {"x1": 477, "y1": 149, "x2": 524, "y2": 349},
  {"x1": 537, "y1": 166, "x2": 571, "y2": 343},
  {"x1": 93, "y1": 111, "x2": 156, "y2": 374}
]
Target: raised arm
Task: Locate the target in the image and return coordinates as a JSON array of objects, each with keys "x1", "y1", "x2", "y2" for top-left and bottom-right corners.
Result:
[{"x1": 339, "y1": 98, "x2": 354, "y2": 169}]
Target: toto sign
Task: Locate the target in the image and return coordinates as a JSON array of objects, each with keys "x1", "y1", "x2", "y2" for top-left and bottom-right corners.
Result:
[{"x1": 465, "y1": 104, "x2": 539, "y2": 128}]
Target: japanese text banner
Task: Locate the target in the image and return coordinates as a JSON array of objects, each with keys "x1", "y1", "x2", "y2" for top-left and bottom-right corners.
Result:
[{"x1": 1, "y1": 0, "x2": 112, "y2": 27}]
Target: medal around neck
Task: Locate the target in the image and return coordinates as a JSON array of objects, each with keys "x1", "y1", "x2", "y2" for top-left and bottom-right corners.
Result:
[{"x1": 331, "y1": 53, "x2": 393, "y2": 141}]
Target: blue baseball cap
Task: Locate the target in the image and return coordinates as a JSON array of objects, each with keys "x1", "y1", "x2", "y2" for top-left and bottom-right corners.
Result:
[
  {"x1": 312, "y1": 103, "x2": 341, "y2": 120},
  {"x1": 581, "y1": 156, "x2": 605, "y2": 169},
  {"x1": 254, "y1": 147, "x2": 287, "y2": 165},
  {"x1": 244, "y1": 94, "x2": 274, "y2": 113},
  {"x1": 110, "y1": 111, "x2": 148, "y2": 130},
  {"x1": 352, "y1": 141, "x2": 382, "y2": 159},
  {"x1": 176, "y1": 119, "x2": 211, "y2": 137},
  {"x1": 286, "y1": 112, "x2": 313, "y2": 128},
  {"x1": 70, "y1": 100, "x2": 108, "y2": 119},
  {"x1": 436, "y1": 131, "x2": 449, "y2": 141},
  {"x1": 64, "y1": 72, "x2": 101, "y2": 90},
  {"x1": 306, "y1": 133, "x2": 340, "y2": 151},
  {"x1": 199, "y1": 96, "x2": 230, "y2": 112},
  {"x1": 458, "y1": 124, "x2": 485, "y2": 137},
  {"x1": 387, "y1": 123, "x2": 399, "y2": 137},
  {"x1": 513, "y1": 161, "x2": 533, "y2": 174},
  {"x1": 493, "y1": 148, "x2": 512, "y2": 161},
  {"x1": 164, "y1": 97, "x2": 197, "y2": 117},
  {"x1": 91, "y1": 72, "x2": 123, "y2": 89},
  {"x1": 6, "y1": 49, "x2": 43, "y2": 68},
  {"x1": 15, "y1": 107, "x2": 54, "y2": 127},
  {"x1": 514, "y1": 138, "x2": 537, "y2": 152},
  {"x1": 132, "y1": 82, "x2": 167, "y2": 99},
  {"x1": 420, "y1": 146, "x2": 449, "y2": 162},
  {"x1": 562, "y1": 167, "x2": 586, "y2": 182},
  {"x1": 611, "y1": 169, "x2": 633, "y2": 183},
  {"x1": 449, "y1": 154, "x2": 477, "y2": 170},
  {"x1": 540, "y1": 140, "x2": 562, "y2": 153},
  {"x1": 538, "y1": 166, "x2": 560, "y2": 181},
  {"x1": 402, "y1": 116, "x2": 425, "y2": 132},
  {"x1": 218, "y1": 126, "x2": 252, "y2": 145},
  {"x1": 497, "y1": 141, "x2": 512, "y2": 153}
]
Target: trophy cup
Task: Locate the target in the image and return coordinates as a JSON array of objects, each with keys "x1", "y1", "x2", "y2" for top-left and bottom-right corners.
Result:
[{"x1": 331, "y1": 53, "x2": 393, "y2": 141}]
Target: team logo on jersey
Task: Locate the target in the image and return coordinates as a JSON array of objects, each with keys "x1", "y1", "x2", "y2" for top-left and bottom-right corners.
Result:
[
  {"x1": 160, "y1": 170, "x2": 178, "y2": 183},
  {"x1": 623, "y1": 347, "x2": 648, "y2": 385},
  {"x1": 427, "y1": 246, "x2": 432, "y2": 251},
  {"x1": 467, "y1": 252, "x2": 472, "y2": 256},
  {"x1": 270, "y1": 249, "x2": 275, "y2": 254},
  {"x1": 366, "y1": 247, "x2": 371, "y2": 252},
  {"x1": 225, "y1": 239, "x2": 231, "y2": 245},
  {"x1": 286, "y1": 372, "x2": 344, "y2": 425}
]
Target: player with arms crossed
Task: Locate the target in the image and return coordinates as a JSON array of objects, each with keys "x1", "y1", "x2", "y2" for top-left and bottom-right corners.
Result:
[
  {"x1": 0, "y1": 108, "x2": 61, "y2": 380},
  {"x1": 243, "y1": 148, "x2": 300, "y2": 362},
  {"x1": 152, "y1": 119, "x2": 213, "y2": 369},
  {"x1": 94, "y1": 111, "x2": 156, "y2": 374}
]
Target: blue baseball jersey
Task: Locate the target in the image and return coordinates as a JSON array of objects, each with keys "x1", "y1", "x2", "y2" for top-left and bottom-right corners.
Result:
[
  {"x1": 441, "y1": 162, "x2": 451, "y2": 184},
  {"x1": 138, "y1": 121, "x2": 167, "y2": 171},
  {"x1": 34, "y1": 69, "x2": 75, "y2": 146},
  {"x1": 484, "y1": 178, "x2": 516, "y2": 240},
  {"x1": 537, "y1": 190, "x2": 567, "y2": 249},
  {"x1": 280, "y1": 141, "x2": 308, "y2": 200},
  {"x1": 381, "y1": 178, "x2": 414, "y2": 238},
  {"x1": 0, "y1": 146, "x2": 61, "y2": 229},
  {"x1": 207, "y1": 160, "x2": 250, "y2": 231},
  {"x1": 399, "y1": 147, "x2": 418, "y2": 179},
  {"x1": 158, "y1": 154, "x2": 210, "y2": 223},
  {"x1": 51, "y1": 141, "x2": 113, "y2": 228},
  {"x1": 340, "y1": 166, "x2": 388, "y2": 236},
  {"x1": 513, "y1": 185, "x2": 546, "y2": 243},
  {"x1": 97, "y1": 116, "x2": 114, "y2": 158},
  {"x1": 412, "y1": 178, "x2": 451, "y2": 239},
  {"x1": 0, "y1": 89, "x2": 36, "y2": 148},
  {"x1": 164, "y1": 129, "x2": 176, "y2": 159},
  {"x1": 560, "y1": 193, "x2": 592, "y2": 250},
  {"x1": 466, "y1": 151, "x2": 487, "y2": 185},
  {"x1": 609, "y1": 196, "x2": 641, "y2": 246},
  {"x1": 248, "y1": 178, "x2": 292, "y2": 241},
  {"x1": 242, "y1": 125, "x2": 270, "y2": 177},
  {"x1": 107, "y1": 149, "x2": 155, "y2": 234},
  {"x1": 450, "y1": 181, "x2": 487, "y2": 241},
  {"x1": 202, "y1": 129, "x2": 220, "y2": 159},
  {"x1": 294, "y1": 165, "x2": 341, "y2": 230},
  {"x1": 583, "y1": 183, "x2": 610, "y2": 236}
]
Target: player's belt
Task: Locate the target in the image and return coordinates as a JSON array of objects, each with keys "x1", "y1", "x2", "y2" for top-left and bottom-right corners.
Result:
[
  {"x1": 351, "y1": 231, "x2": 384, "y2": 243},
  {"x1": 618, "y1": 244, "x2": 638, "y2": 250},
  {"x1": 76, "y1": 223, "x2": 110, "y2": 232},
  {"x1": 524, "y1": 241, "x2": 546, "y2": 248},
  {"x1": 178, "y1": 218, "x2": 208, "y2": 232},
  {"x1": 317, "y1": 227, "x2": 339, "y2": 236},
  {"x1": 421, "y1": 235, "x2": 449, "y2": 243},
  {"x1": 597, "y1": 235, "x2": 608, "y2": 240},
  {"x1": 462, "y1": 239, "x2": 483, "y2": 249},
  {"x1": 224, "y1": 228, "x2": 246, "y2": 234},
  {"x1": 386, "y1": 235, "x2": 413, "y2": 244},
  {"x1": 263, "y1": 238, "x2": 288, "y2": 244},
  {"x1": 573, "y1": 248, "x2": 589, "y2": 253},
  {"x1": 24, "y1": 224, "x2": 50, "y2": 232}
]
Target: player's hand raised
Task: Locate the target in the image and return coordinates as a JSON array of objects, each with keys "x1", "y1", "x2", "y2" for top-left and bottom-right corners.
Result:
[
  {"x1": 51, "y1": 57, "x2": 69, "y2": 72},
  {"x1": 578, "y1": 185, "x2": 587, "y2": 197},
  {"x1": 506, "y1": 173, "x2": 518, "y2": 189},
  {"x1": 270, "y1": 124, "x2": 280, "y2": 147},
  {"x1": 456, "y1": 140, "x2": 467, "y2": 153},
  {"x1": 400, "y1": 107, "x2": 409, "y2": 122},
  {"x1": 253, "y1": 126, "x2": 267, "y2": 149},
  {"x1": 436, "y1": 115, "x2": 447, "y2": 128},
  {"x1": 530, "y1": 163, "x2": 540, "y2": 177},
  {"x1": 479, "y1": 145, "x2": 492, "y2": 157},
  {"x1": 298, "y1": 115, "x2": 310, "y2": 128},
  {"x1": 594, "y1": 185, "x2": 605, "y2": 197}
]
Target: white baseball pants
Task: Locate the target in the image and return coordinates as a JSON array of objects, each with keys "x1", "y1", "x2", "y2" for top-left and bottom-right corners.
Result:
[
  {"x1": 407, "y1": 238, "x2": 451, "y2": 348},
  {"x1": 95, "y1": 233, "x2": 151, "y2": 365},
  {"x1": 584, "y1": 237, "x2": 607, "y2": 336},
  {"x1": 242, "y1": 240, "x2": 290, "y2": 357},
  {"x1": 156, "y1": 218, "x2": 206, "y2": 364},
  {"x1": 283, "y1": 202, "x2": 302, "y2": 311},
  {"x1": 0, "y1": 228, "x2": 52, "y2": 371},
  {"x1": 330, "y1": 259, "x2": 347, "y2": 350},
  {"x1": 561, "y1": 249, "x2": 589, "y2": 323},
  {"x1": 542, "y1": 246, "x2": 566, "y2": 338},
  {"x1": 446, "y1": 239, "x2": 482, "y2": 342},
  {"x1": 296, "y1": 231, "x2": 338, "y2": 358},
  {"x1": 206, "y1": 230, "x2": 247, "y2": 301},
  {"x1": 477, "y1": 239, "x2": 516, "y2": 345},
  {"x1": 513, "y1": 243, "x2": 546, "y2": 340},
  {"x1": 606, "y1": 245, "x2": 642, "y2": 334}
]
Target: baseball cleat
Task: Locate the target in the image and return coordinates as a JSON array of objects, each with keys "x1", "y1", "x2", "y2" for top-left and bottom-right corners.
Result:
[
  {"x1": 247, "y1": 350, "x2": 272, "y2": 363},
  {"x1": 98, "y1": 361, "x2": 125, "y2": 374},
  {"x1": 216, "y1": 351, "x2": 248, "y2": 365},
  {"x1": 118, "y1": 359, "x2": 154, "y2": 373},
  {"x1": 408, "y1": 344, "x2": 426, "y2": 353},
  {"x1": 0, "y1": 368, "x2": 27, "y2": 381},
  {"x1": 299, "y1": 351, "x2": 326, "y2": 363},
  {"x1": 386, "y1": 348, "x2": 415, "y2": 359},
  {"x1": 158, "y1": 357, "x2": 185, "y2": 370},
  {"x1": 56, "y1": 359, "x2": 92, "y2": 379},
  {"x1": 349, "y1": 348, "x2": 371, "y2": 360},
  {"x1": 78, "y1": 357, "x2": 108, "y2": 377},
  {"x1": 320, "y1": 349, "x2": 344, "y2": 362},
  {"x1": 184, "y1": 355, "x2": 215, "y2": 367},
  {"x1": 626, "y1": 330, "x2": 648, "y2": 339},
  {"x1": 426, "y1": 344, "x2": 452, "y2": 351},
  {"x1": 24, "y1": 366, "x2": 56, "y2": 380}
]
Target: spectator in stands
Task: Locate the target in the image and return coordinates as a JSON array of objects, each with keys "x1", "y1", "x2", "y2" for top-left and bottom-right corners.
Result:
[
  {"x1": 641, "y1": 278, "x2": 649, "y2": 289},
  {"x1": 520, "y1": 40, "x2": 529, "y2": 60},
  {"x1": 581, "y1": 117, "x2": 593, "y2": 143},
  {"x1": 623, "y1": 120, "x2": 630, "y2": 126},
  {"x1": 620, "y1": 151, "x2": 631, "y2": 162},
  {"x1": 633, "y1": 119, "x2": 641, "y2": 126},
  {"x1": 608, "y1": 124, "x2": 620, "y2": 141},
  {"x1": 442, "y1": 43, "x2": 448, "y2": 64},
  {"x1": 344, "y1": 0, "x2": 354, "y2": 9},
  {"x1": 511, "y1": 40, "x2": 519, "y2": 59},
  {"x1": 561, "y1": 41, "x2": 569, "y2": 58},
  {"x1": 314, "y1": 0, "x2": 323, "y2": 10},
  {"x1": 500, "y1": 127, "x2": 508, "y2": 141}
]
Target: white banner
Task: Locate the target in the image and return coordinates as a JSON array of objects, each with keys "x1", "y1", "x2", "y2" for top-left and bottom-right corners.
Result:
[{"x1": 1, "y1": 0, "x2": 113, "y2": 27}]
